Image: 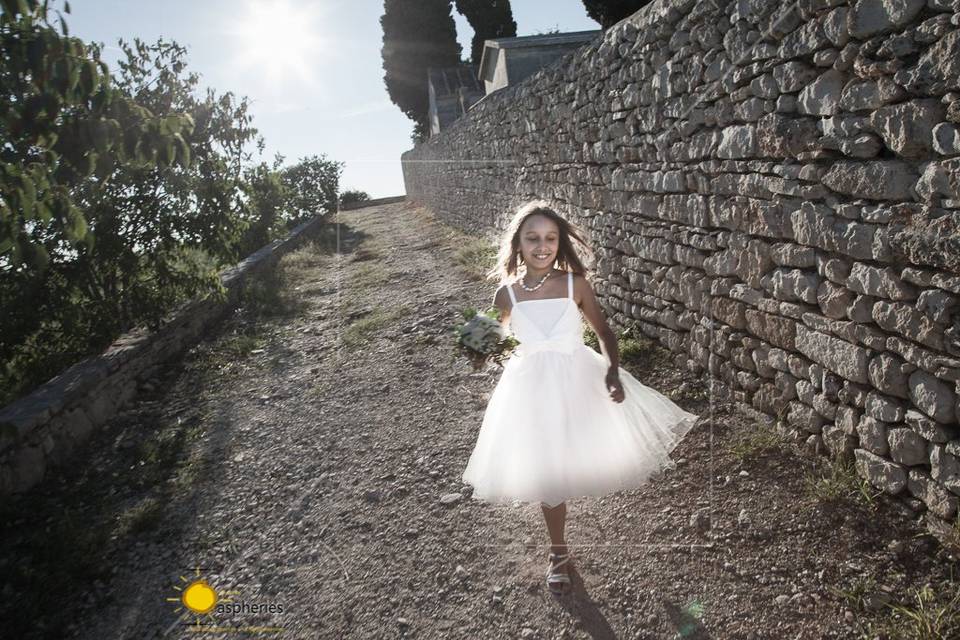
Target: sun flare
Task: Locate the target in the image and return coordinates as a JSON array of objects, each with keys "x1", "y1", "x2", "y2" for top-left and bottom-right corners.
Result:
[{"x1": 228, "y1": 0, "x2": 327, "y2": 87}]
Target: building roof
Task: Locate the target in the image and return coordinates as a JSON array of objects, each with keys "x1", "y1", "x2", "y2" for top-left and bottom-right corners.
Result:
[
  {"x1": 477, "y1": 30, "x2": 601, "y2": 84},
  {"x1": 483, "y1": 30, "x2": 601, "y2": 51}
]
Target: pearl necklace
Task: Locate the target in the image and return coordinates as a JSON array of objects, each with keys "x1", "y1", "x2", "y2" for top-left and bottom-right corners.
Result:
[{"x1": 518, "y1": 270, "x2": 551, "y2": 291}]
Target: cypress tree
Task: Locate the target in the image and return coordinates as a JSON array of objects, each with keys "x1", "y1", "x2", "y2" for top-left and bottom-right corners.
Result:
[
  {"x1": 454, "y1": 0, "x2": 517, "y2": 67},
  {"x1": 582, "y1": 0, "x2": 654, "y2": 30},
  {"x1": 381, "y1": 0, "x2": 462, "y2": 141}
]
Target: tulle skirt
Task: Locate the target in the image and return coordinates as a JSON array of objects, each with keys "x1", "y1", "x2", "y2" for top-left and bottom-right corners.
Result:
[{"x1": 462, "y1": 344, "x2": 699, "y2": 508}]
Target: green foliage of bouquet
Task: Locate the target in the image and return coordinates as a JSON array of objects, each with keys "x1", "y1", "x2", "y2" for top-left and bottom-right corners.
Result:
[{"x1": 452, "y1": 306, "x2": 518, "y2": 371}]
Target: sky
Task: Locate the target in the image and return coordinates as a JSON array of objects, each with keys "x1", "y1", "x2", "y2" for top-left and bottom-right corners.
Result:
[{"x1": 65, "y1": 1, "x2": 600, "y2": 199}]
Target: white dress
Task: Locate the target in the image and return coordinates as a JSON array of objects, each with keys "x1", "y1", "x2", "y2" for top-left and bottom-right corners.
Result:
[{"x1": 461, "y1": 271, "x2": 699, "y2": 508}]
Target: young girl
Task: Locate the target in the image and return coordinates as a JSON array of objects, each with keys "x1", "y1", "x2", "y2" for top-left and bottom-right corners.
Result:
[{"x1": 461, "y1": 200, "x2": 700, "y2": 596}]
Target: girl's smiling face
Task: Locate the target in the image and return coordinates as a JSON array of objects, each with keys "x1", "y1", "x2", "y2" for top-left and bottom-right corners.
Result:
[{"x1": 518, "y1": 214, "x2": 560, "y2": 267}]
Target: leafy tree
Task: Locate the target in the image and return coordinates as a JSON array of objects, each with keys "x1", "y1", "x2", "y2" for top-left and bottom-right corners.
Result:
[
  {"x1": 238, "y1": 156, "x2": 287, "y2": 257},
  {"x1": 0, "y1": 4, "x2": 199, "y2": 403},
  {"x1": 582, "y1": 0, "x2": 654, "y2": 30},
  {"x1": 0, "y1": 5, "x2": 344, "y2": 407},
  {"x1": 281, "y1": 154, "x2": 343, "y2": 225},
  {"x1": 339, "y1": 190, "x2": 370, "y2": 207},
  {"x1": 236, "y1": 153, "x2": 343, "y2": 256},
  {"x1": 61, "y1": 37, "x2": 259, "y2": 339},
  {"x1": 0, "y1": 1, "x2": 188, "y2": 274},
  {"x1": 380, "y1": 0, "x2": 461, "y2": 143},
  {"x1": 454, "y1": 0, "x2": 517, "y2": 67}
]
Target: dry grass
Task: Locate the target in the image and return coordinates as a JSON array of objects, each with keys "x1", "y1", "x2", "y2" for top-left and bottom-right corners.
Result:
[
  {"x1": 830, "y1": 574, "x2": 960, "y2": 640},
  {"x1": 728, "y1": 425, "x2": 792, "y2": 462}
]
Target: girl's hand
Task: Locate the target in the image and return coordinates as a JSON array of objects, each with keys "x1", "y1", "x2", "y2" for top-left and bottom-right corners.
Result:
[{"x1": 605, "y1": 369, "x2": 625, "y2": 403}]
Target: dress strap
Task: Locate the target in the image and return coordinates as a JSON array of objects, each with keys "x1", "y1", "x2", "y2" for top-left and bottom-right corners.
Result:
[
  {"x1": 567, "y1": 271, "x2": 573, "y2": 299},
  {"x1": 506, "y1": 281, "x2": 518, "y2": 306}
]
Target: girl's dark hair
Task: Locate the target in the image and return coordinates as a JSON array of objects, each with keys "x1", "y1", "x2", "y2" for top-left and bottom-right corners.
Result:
[{"x1": 486, "y1": 199, "x2": 595, "y2": 283}]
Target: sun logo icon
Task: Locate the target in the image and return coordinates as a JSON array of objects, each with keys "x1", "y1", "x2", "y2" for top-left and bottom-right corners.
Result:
[{"x1": 167, "y1": 566, "x2": 236, "y2": 626}]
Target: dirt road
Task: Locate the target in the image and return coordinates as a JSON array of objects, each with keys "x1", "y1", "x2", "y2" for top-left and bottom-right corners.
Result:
[{"x1": 3, "y1": 200, "x2": 957, "y2": 639}]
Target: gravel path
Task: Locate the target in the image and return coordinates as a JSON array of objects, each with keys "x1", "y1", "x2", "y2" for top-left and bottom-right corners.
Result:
[{"x1": 2, "y1": 200, "x2": 958, "y2": 640}]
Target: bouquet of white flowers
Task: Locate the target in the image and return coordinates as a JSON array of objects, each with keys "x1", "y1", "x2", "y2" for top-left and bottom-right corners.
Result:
[{"x1": 453, "y1": 307, "x2": 517, "y2": 370}]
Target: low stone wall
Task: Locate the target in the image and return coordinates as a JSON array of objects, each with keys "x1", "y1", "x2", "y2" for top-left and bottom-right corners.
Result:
[
  {"x1": 402, "y1": 0, "x2": 960, "y2": 530},
  {"x1": 0, "y1": 217, "x2": 327, "y2": 498},
  {"x1": 340, "y1": 195, "x2": 406, "y2": 211}
]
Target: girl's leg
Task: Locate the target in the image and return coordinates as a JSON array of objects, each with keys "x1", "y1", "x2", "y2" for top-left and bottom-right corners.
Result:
[
  {"x1": 541, "y1": 501, "x2": 572, "y2": 593},
  {"x1": 540, "y1": 501, "x2": 568, "y2": 555}
]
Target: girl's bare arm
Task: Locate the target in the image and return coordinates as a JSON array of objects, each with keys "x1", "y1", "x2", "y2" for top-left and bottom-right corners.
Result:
[
  {"x1": 573, "y1": 274, "x2": 620, "y2": 372},
  {"x1": 494, "y1": 284, "x2": 512, "y2": 330}
]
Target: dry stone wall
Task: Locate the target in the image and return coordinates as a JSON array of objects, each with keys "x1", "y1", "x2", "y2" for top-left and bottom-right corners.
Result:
[
  {"x1": 340, "y1": 195, "x2": 406, "y2": 211},
  {"x1": 402, "y1": 0, "x2": 960, "y2": 529}
]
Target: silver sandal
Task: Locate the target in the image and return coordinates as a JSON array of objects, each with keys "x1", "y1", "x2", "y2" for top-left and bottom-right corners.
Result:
[{"x1": 545, "y1": 551, "x2": 572, "y2": 595}]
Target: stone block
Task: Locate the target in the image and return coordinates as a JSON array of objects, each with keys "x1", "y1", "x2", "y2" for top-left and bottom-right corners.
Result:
[
  {"x1": 9, "y1": 444, "x2": 45, "y2": 493},
  {"x1": 905, "y1": 409, "x2": 955, "y2": 443},
  {"x1": 711, "y1": 296, "x2": 748, "y2": 330},
  {"x1": 854, "y1": 448, "x2": 907, "y2": 494},
  {"x1": 771, "y1": 268, "x2": 820, "y2": 304},
  {"x1": 906, "y1": 468, "x2": 958, "y2": 519},
  {"x1": 821, "y1": 160, "x2": 918, "y2": 200},
  {"x1": 823, "y1": 422, "x2": 856, "y2": 459},
  {"x1": 745, "y1": 309, "x2": 798, "y2": 351},
  {"x1": 848, "y1": 0, "x2": 925, "y2": 39},
  {"x1": 870, "y1": 99, "x2": 946, "y2": 159},
  {"x1": 848, "y1": 263, "x2": 918, "y2": 301},
  {"x1": 717, "y1": 124, "x2": 756, "y2": 159},
  {"x1": 908, "y1": 370, "x2": 957, "y2": 424},
  {"x1": 887, "y1": 427, "x2": 928, "y2": 465},
  {"x1": 839, "y1": 76, "x2": 905, "y2": 111},
  {"x1": 872, "y1": 300, "x2": 945, "y2": 351},
  {"x1": 836, "y1": 404, "x2": 861, "y2": 435},
  {"x1": 798, "y1": 69, "x2": 848, "y2": 116},
  {"x1": 866, "y1": 391, "x2": 906, "y2": 422},
  {"x1": 818, "y1": 281, "x2": 854, "y2": 319},
  {"x1": 930, "y1": 444, "x2": 960, "y2": 495},
  {"x1": 789, "y1": 401, "x2": 826, "y2": 433},
  {"x1": 857, "y1": 415, "x2": 891, "y2": 456},
  {"x1": 868, "y1": 353, "x2": 910, "y2": 399},
  {"x1": 796, "y1": 324, "x2": 871, "y2": 384}
]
